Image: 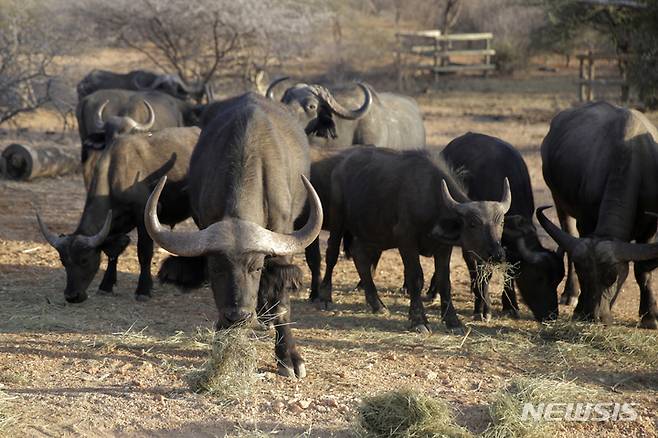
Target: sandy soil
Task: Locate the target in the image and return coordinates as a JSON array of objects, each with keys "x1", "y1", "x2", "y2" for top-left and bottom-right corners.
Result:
[{"x1": 1, "y1": 74, "x2": 657, "y2": 437}]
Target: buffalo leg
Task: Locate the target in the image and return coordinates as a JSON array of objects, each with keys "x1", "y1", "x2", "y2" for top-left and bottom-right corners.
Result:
[
  {"x1": 425, "y1": 245, "x2": 452, "y2": 302},
  {"x1": 351, "y1": 240, "x2": 387, "y2": 314},
  {"x1": 634, "y1": 226, "x2": 658, "y2": 329},
  {"x1": 135, "y1": 223, "x2": 154, "y2": 301},
  {"x1": 398, "y1": 246, "x2": 429, "y2": 333},
  {"x1": 501, "y1": 279, "x2": 520, "y2": 319},
  {"x1": 263, "y1": 261, "x2": 305, "y2": 378},
  {"x1": 98, "y1": 256, "x2": 119, "y2": 293},
  {"x1": 319, "y1": 189, "x2": 346, "y2": 306},
  {"x1": 99, "y1": 234, "x2": 130, "y2": 293},
  {"x1": 556, "y1": 204, "x2": 579, "y2": 305},
  {"x1": 305, "y1": 237, "x2": 321, "y2": 302},
  {"x1": 464, "y1": 253, "x2": 492, "y2": 322},
  {"x1": 355, "y1": 250, "x2": 381, "y2": 291}
]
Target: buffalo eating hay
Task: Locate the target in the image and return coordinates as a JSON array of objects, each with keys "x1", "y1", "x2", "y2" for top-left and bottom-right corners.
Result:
[
  {"x1": 187, "y1": 325, "x2": 260, "y2": 401},
  {"x1": 0, "y1": 143, "x2": 79, "y2": 181},
  {"x1": 355, "y1": 388, "x2": 472, "y2": 438},
  {"x1": 482, "y1": 376, "x2": 598, "y2": 438}
]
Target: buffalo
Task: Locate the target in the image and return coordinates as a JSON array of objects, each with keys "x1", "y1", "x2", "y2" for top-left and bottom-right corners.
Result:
[
  {"x1": 266, "y1": 78, "x2": 425, "y2": 149},
  {"x1": 427, "y1": 132, "x2": 562, "y2": 322},
  {"x1": 76, "y1": 89, "x2": 200, "y2": 186},
  {"x1": 319, "y1": 147, "x2": 511, "y2": 332},
  {"x1": 77, "y1": 69, "x2": 208, "y2": 102},
  {"x1": 144, "y1": 93, "x2": 322, "y2": 378},
  {"x1": 539, "y1": 101, "x2": 658, "y2": 329},
  {"x1": 36, "y1": 127, "x2": 199, "y2": 303}
]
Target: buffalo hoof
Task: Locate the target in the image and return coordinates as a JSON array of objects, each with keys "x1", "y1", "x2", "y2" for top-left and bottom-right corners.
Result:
[
  {"x1": 639, "y1": 315, "x2": 658, "y2": 330},
  {"x1": 422, "y1": 293, "x2": 439, "y2": 304},
  {"x1": 135, "y1": 293, "x2": 151, "y2": 302},
  {"x1": 473, "y1": 313, "x2": 492, "y2": 322},
  {"x1": 444, "y1": 314, "x2": 462, "y2": 329},
  {"x1": 503, "y1": 307, "x2": 521, "y2": 319},
  {"x1": 97, "y1": 288, "x2": 114, "y2": 296},
  {"x1": 277, "y1": 360, "x2": 306, "y2": 379},
  {"x1": 313, "y1": 298, "x2": 333, "y2": 311},
  {"x1": 412, "y1": 323, "x2": 431, "y2": 334}
]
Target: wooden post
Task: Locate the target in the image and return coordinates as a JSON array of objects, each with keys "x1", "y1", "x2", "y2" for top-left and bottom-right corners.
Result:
[
  {"x1": 396, "y1": 34, "x2": 403, "y2": 91},
  {"x1": 484, "y1": 37, "x2": 492, "y2": 77},
  {"x1": 434, "y1": 36, "x2": 440, "y2": 84},
  {"x1": 587, "y1": 50, "x2": 595, "y2": 102},
  {"x1": 578, "y1": 55, "x2": 586, "y2": 102}
]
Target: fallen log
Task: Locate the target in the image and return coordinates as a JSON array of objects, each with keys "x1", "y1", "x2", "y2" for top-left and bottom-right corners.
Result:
[{"x1": 0, "y1": 143, "x2": 80, "y2": 181}]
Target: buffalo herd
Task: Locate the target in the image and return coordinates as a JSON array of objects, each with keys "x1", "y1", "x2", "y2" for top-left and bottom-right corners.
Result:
[{"x1": 34, "y1": 68, "x2": 658, "y2": 376}]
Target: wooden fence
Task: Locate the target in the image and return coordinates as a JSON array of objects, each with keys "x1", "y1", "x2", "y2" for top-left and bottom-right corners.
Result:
[
  {"x1": 395, "y1": 31, "x2": 495, "y2": 90},
  {"x1": 577, "y1": 51, "x2": 630, "y2": 103}
]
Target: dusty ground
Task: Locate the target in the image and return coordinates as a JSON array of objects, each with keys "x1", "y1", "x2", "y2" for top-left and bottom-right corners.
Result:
[{"x1": 1, "y1": 72, "x2": 657, "y2": 437}]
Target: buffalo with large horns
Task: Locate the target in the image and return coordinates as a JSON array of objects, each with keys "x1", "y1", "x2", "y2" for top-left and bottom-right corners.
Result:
[
  {"x1": 427, "y1": 132, "x2": 563, "y2": 322},
  {"x1": 265, "y1": 78, "x2": 425, "y2": 149},
  {"x1": 539, "y1": 101, "x2": 658, "y2": 328},
  {"x1": 76, "y1": 89, "x2": 201, "y2": 187},
  {"x1": 145, "y1": 93, "x2": 323, "y2": 378},
  {"x1": 37, "y1": 127, "x2": 199, "y2": 303},
  {"x1": 318, "y1": 147, "x2": 511, "y2": 332},
  {"x1": 77, "y1": 69, "x2": 209, "y2": 103}
]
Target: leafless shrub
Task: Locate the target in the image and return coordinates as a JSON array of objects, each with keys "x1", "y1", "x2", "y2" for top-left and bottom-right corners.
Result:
[
  {"x1": 0, "y1": 2, "x2": 64, "y2": 125},
  {"x1": 77, "y1": 0, "x2": 332, "y2": 93}
]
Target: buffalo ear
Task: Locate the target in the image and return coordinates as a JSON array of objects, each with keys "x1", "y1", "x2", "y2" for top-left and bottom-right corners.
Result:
[
  {"x1": 429, "y1": 219, "x2": 462, "y2": 244},
  {"x1": 305, "y1": 107, "x2": 337, "y2": 139},
  {"x1": 503, "y1": 215, "x2": 534, "y2": 239},
  {"x1": 101, "y1": 234, "x2": 131, "y2": 259}
]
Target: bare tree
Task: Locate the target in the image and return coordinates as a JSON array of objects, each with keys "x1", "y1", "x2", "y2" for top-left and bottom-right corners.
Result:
[
  {"x1": 437, "y1": 0, "x2": 462, "y2": 35},
  {"x1": 78, "y1": 0, "x2": 332, "y2": 92},
  {"x1": 0, "y1": 4, "x2": 60, "y2": 125}
]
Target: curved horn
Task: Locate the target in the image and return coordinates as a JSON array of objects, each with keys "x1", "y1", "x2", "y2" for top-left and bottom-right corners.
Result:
[
  {"x1": 440, "y1": 179, "x2": 466, "y2": 214},
  {"x1": 95, "y1": 100, "x2": 109, "y2": 130},
  {"x1": 611, "y1": 240, "x2": 658, "y2": 262},
  {"x1": 536, "y1": 206, "x2": 580, "y2": 254},
  {"x1": 516, "y1": 237, "x2": 546, "y2": 265},
  {"x1": 145, "y1": 175, "x2": 323, "y2": 256},
  {"x1": 311, "y1": 83, "x2": 372, "y2": 120},
  {"x1": 36, "y1": 213, "x2": 65, "y2": 249},
  {"x1": 78, "y1": 211, "x2": 112, "y2": 248},
  {"x1": 500, "y1": 177, "x2": 512, "y2": 213},
  {"x1": 265, "y1": 76, "x2": 290, "y2": 99},
  {"x1": 131, "y1": 100, "x2": 155, "y2": 133}
]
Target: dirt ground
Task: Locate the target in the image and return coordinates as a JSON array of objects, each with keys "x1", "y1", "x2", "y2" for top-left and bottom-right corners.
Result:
[{"x1": 1, "y1": 72, "x2": 657, "y2": 437}]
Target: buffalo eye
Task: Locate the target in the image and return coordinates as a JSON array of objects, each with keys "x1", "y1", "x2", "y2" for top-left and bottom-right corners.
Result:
[{"x1": 248, "y1": 264, "x2": 263, "y2": 274}]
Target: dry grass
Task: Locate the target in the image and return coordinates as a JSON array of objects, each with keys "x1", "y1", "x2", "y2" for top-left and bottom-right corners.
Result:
[
  {"x1": 186, "y1": 325, "x2": 260, "y2": 401},
  {"x1": 539, "y1": 320, "x2": 658, "y2": 366},
  {"x1": 482, "y1": 377, "x2": 598, "y2": 438},
  {"x1": 474, "y1": 261, "x2": 517, "y2": 296},
  {"x1": 0, "y1": 390, "x2": 16, "y2": 433},
  {"x1": 355, "y1": 388, "x2": 473, "y2": 438}
]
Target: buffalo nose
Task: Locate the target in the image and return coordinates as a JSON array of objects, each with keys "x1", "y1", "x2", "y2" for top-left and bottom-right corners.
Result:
[
  {"x1": 490, "y1": 247, "x2": 506, "y2": 263},
  {"x1": 223, "y1": 309, "x2": 253, "y2": 325}
]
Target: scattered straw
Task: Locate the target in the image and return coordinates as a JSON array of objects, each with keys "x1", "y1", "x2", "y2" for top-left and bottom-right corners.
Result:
[
  {"x1": 482, "y1": 376, "x2": 597, "y2": 438},
  {"x1": 474, "y1": 261, "x2": 517, "y2": 296},
  {"x1": 540, "y1": 320, "x2": 658, "y2": 366},
  {"x1": 186, "y1": 325, "x2": 260, "y2": 401},
  {"x1": 0, "y1": 390, "x2": 16, "y2": 432},
  {"x1": 355, "y1": 388, "x2": 472, "y2": 438}
]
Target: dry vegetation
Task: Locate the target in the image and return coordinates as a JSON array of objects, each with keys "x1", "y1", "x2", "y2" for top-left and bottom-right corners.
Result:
[{"x1": 1, "y1": 1, "x2": 658, "y2": 437}]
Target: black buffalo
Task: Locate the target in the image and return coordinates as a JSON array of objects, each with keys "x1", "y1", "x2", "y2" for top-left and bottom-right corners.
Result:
[
  {"x1": 427, "y1": 132, "x2": 562, "y2": 322},
  {"x1": 76, "y1": 89, "x2": 199, "y2": 186},
  {"x1": 539, "y1": 101, "x2": 658, "y2": 329},
  {"x1": 77, "y1": 69, "x2": 207, "y2": 102},
  {"x1": 319, "y1": 147, "x2": 511, "y2": 332},
  {"x1": 266, "y1": 78, "x2": 425, "y2": 149},
  {"x1": 144, "y1": 93, "x2": 323, "y2": 377},
  {"x1": 37, "y1": 127, "x2": 199, "y2": 303}
]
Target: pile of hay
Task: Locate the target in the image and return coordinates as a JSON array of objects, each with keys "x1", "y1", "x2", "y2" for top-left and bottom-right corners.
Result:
[
  {"x1": 540, "y1": 320, "x2": 658, "y2": 365},
  {"x1": 187, "y1": 325, "x2": 259, "y2": 400},
  {"x1": 482, "y1": 376, "x2": 597, "y2": 438},
  {"x1": 356, "y1": 388, "x2": 472, "y2": 438}
]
